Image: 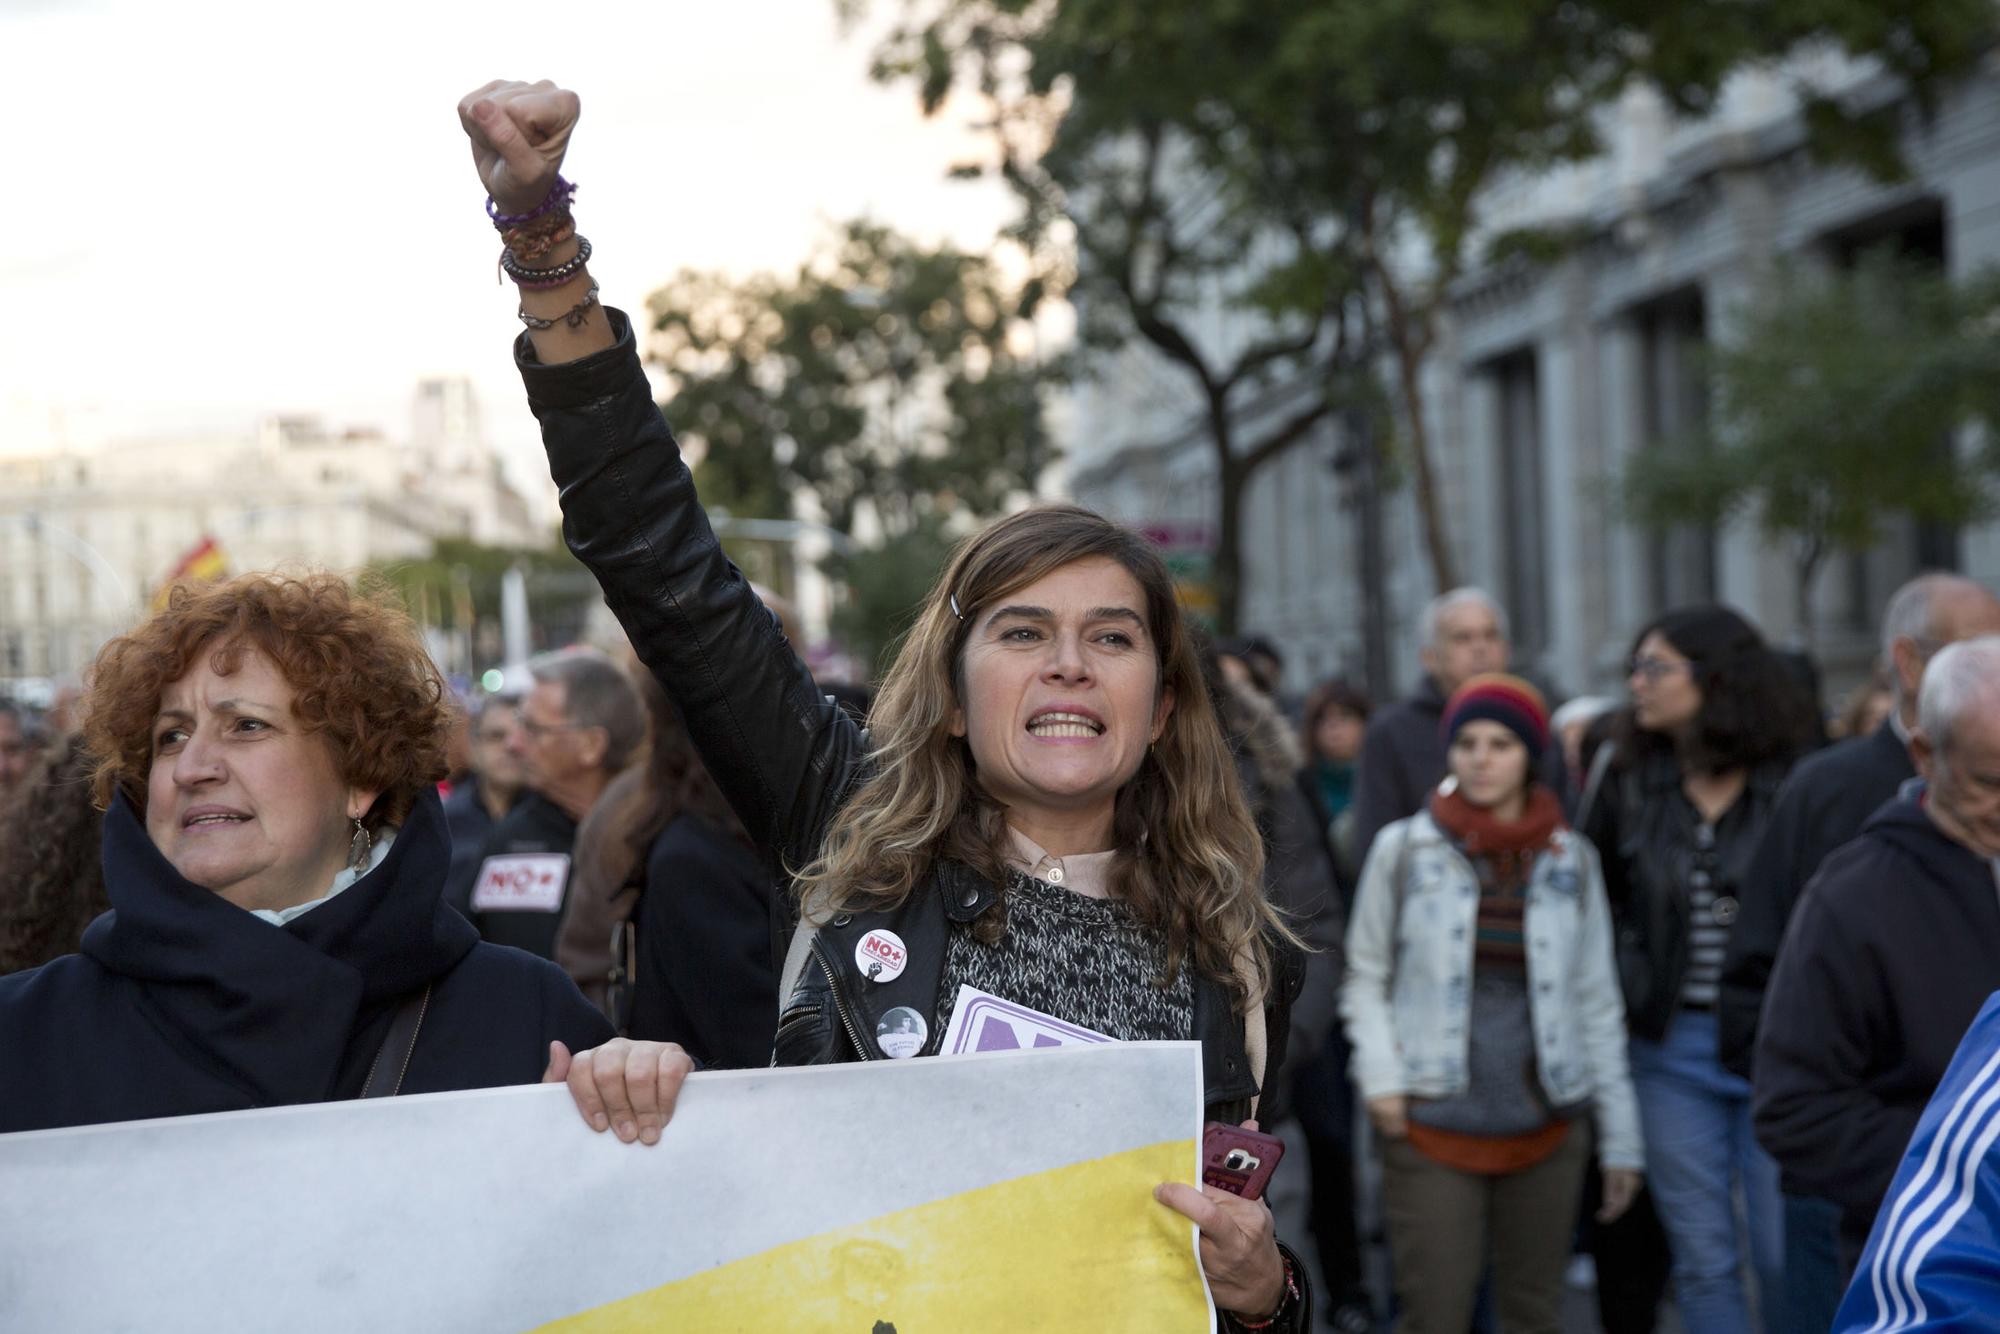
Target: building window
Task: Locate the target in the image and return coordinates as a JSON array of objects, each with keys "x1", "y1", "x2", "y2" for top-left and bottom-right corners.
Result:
[
  {"x1": 1635, "y1": 289, "x2": 1716, "y2": 613},
  {"x1": 1825, "y1": 200, "x2": 1958, "y2": 626},
  {"x1": 1491, "y1": 350, "x2": 1549, "y2": 660}
]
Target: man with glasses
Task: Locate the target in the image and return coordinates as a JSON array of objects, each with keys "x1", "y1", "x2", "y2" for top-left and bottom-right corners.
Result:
[
  {"x1": 1724, "y1": 574, "x2": 2000, "y2": 1326},
  {"x1": 441, "y1": 692, "x2": 527, "y2": 916},
  {"x1": 1754, "y1": 636, "x2": 2000, "y2": 1275},
  {"x1": 468, "y1": 649, "x2": 644, "y2": 960}
]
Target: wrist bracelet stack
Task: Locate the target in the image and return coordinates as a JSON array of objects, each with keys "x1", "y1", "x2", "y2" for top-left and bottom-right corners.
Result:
[{"x1": 490, "y1": 175, "x2": 594, "y2": 314}]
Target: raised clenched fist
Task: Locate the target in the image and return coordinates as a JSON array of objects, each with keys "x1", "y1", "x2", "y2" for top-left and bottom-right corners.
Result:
[{"x1": 456, "y1": 79, "x2": 580, "y2": 216}]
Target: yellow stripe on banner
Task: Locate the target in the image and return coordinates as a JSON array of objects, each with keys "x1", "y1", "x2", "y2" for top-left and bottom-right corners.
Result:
[{"x1": 535, "y1": 1138, "x2": 1206, "y2": 1334}]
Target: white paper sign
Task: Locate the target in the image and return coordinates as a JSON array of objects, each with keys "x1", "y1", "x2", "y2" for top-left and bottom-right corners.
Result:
[
  {"x1": 469, "y1": 852, "x2": 570, "y2": 912},
  {"x1": 0, "y1": 1043, "x2": 1209, "y2": 1333},
  {"x1": 940, "y1": 983, "x2": 1116, "y2": 1055}
]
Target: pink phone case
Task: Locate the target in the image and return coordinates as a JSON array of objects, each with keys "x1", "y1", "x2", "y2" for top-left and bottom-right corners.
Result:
[{"x1": 1201, "y1": 1121, "x2": 1286, "y2": 1201}]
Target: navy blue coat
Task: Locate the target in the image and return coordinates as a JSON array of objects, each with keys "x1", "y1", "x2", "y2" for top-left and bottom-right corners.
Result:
[
  {"x1": 0, "y1": 787, "x2": 613, "y2": 1133},
  {"x1": 1752, "y1": 789, "x2": 2000, "y2": 1252}
]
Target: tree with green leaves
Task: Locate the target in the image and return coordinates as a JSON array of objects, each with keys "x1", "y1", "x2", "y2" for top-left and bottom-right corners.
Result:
[
  {"x1": 648, "y1": 218, "x2": 1060, "y2": 669},
  {"x1": 853, "y1": 0, "x2": 1370, "y2": 632},
  {"x1": 1623, "y1": 255, "x2": 2000, "y2": 643},
  {"x1": 368, "y1": 535, "x2": 598, "y2": 672},
  {"x1": 851, "y1": 0, "x2": 1997, "y2": 602}
]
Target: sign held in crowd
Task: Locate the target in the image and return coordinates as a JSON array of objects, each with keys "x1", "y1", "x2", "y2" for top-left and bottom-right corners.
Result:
[{"x1": 0, "y1": 1043, "x2": 1211, "y2": 1332}]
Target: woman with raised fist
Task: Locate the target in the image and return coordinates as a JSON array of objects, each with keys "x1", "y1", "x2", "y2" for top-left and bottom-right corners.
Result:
[{"x1": 460, "y1": 77, "x2": 1312, "y2": 1330}]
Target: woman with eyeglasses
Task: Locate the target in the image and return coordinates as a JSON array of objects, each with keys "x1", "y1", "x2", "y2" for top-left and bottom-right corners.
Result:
[{"x1": 1578, "y1": 606, "x2": 1817, "y2": 1334}]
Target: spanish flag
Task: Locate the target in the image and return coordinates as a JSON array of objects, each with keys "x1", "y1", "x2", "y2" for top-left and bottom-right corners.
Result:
[{"x1": 152, "y1": 536, "x2": 230, "y2": 608}]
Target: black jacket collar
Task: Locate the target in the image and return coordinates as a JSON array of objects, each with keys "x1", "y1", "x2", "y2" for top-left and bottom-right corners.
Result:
[{"x1": 80, "y1": 789, "x2": 477, "y2": 1104}]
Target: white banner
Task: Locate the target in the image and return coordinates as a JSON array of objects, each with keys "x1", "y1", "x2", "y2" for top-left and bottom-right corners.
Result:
[{"x1": 0, "y1": 1042, "x2": 1210, "y2": 1332}]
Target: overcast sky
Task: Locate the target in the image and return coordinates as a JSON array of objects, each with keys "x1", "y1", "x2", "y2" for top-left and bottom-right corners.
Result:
[{"x1": 0, "y1": 0, "x2": 1014, "y2": 496}]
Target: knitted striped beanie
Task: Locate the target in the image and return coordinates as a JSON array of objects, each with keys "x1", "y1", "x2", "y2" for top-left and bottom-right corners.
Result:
[{"x1": 1442, "y1": 673, "x2": 1549, "y2": 764}]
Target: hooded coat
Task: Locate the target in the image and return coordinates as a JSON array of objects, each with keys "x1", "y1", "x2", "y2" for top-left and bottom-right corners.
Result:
[
  {"x1": 0, "y1": 787, "x2": 613, "y2": 1133},
  {"x1": 1751, "y1": 787, "x2": 2000, "y2": 1254}
]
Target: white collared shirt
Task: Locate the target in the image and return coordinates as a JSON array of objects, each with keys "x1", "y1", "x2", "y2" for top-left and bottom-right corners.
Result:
[
  {"x1": 250, "y1": 830, "x2": 396, "y2": 926},
  {"x1": 1003, "y1": 828, "x2": 1119, "y2": 900}
]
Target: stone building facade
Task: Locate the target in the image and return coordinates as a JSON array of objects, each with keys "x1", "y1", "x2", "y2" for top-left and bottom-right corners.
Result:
[{"x1": 1064, "y1": 57, "x2": 2000, "y2": 702}]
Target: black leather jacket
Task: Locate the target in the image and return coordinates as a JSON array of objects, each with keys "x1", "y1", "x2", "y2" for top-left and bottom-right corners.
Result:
[
  {"x1": 1581, "y1": 747, "x2": 1790, "y2": 1041},
  {"x1": 519, "y1": 311, "x2": 1300, "y2": 1123},
  {"x1": 522, "y1": 312, "x2": 1310, "y2": 1329}
]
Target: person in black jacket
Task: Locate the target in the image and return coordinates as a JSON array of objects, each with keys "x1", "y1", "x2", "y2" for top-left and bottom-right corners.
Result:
[
  {"x1": 1753, "y1": 636, "x2": 2000, "y2": 1270},
  {"x1": 468, "y1": 648, "x2": 642, "y2": 960},
  {"x1": 0, "y1": 573, "x2": 614, "y2": 1134},
  {"x1": 461, "y1": 76, "x2": 1312, "y2": 1331},
  {"x1": 1721, "y1": 576, "x2": 2000, "y2": 1076},
  {"x1": 1580, "y1": 605, "x2": 1817, "y2": 1334},
  {"x1": 559, "y1": 666, "x2": 775, "y2": 1068},
  {"x1": 440, "y1": 691, "x2": 524, "y2": 916},
  {"x1": 1718, "y1": 574, "x2": 2000, "y2": 1332}
]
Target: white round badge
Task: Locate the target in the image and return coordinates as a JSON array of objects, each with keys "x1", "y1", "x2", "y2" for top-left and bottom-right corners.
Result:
[
  {"x1": 855, "y1": 929, "x2": 909, "y2": 983},
  {"x1": 877, "y1": 1006, "x2": 928, "y2": 1059}
]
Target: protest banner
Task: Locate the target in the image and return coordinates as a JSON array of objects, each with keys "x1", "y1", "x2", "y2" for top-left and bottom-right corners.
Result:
[{"x1": 0, "y1": 1042, "x2": 1210, "y2": 1332}]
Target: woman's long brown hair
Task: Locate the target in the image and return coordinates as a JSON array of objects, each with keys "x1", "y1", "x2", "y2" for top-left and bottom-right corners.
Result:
[{"x1": 793, "y1": 505, "x2": 1292, "y2": 1006}]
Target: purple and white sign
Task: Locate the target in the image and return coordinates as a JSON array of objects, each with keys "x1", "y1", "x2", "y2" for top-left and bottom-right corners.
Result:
[{"x1": 939, "y1": 984, "x2": 1115, "y2": 1055}]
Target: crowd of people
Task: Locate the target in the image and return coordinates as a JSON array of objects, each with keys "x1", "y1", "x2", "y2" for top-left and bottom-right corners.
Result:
[{"x1": 3, "y1": 76, "x2": 2000, "y2": 1334}]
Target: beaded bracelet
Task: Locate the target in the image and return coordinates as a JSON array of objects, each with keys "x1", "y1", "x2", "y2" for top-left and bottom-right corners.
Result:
[
  {"x1": 487, "y1": 175, "x2": 576, "y2": 229},
  {"x1": 1230, "y1": 1252, "x2": 1300, "y2": 1331},
  {"x1": 518, "y1": 283, "x2": 601, "y2": 332},
  {"x1": 500, "y1": 236, "x2": 592, "y2": 289}
]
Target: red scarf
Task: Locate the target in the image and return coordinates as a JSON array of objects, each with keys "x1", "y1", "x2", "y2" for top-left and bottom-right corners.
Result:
[{"x1": 1428, "y1": 783, "x2": 1564, "y2": 884}]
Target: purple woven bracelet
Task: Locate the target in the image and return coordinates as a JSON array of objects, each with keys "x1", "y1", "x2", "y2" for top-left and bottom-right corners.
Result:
[{"x1": 487, "y1": 175, "x2": 577, "y2": 229}]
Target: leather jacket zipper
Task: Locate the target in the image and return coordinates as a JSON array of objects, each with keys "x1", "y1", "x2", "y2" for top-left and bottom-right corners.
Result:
[{"x1": 810, "y1": 935, "x2": 876, "y2": 1061}]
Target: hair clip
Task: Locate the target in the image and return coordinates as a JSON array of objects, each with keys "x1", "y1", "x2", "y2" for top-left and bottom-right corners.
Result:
[{"x1": 949, "y1": 593, "x2": 963, "y2": 620}]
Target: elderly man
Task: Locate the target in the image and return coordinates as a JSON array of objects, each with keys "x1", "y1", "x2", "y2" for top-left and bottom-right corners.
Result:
[
  {"x1": 469, "y1": 650, "x2": 643, "y2": 961},
  {"x1": 1349, "y1": 588, "x2": 1510, "y2": 861},
  {"x1": 1721, "y1": 574, "x2": 2000, "y2": 1328},
  {"x1": 1723, "y1": 575, "x2": 2000, "y2": 1074},
  {"x1": 1753, "y1": 636, "x2": 2000, "y2": 1267}
]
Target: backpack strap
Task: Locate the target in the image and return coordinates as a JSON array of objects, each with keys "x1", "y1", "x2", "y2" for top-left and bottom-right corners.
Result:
[{"x1": 360, "y1": 983, "x2": 433, "y2": 1099}]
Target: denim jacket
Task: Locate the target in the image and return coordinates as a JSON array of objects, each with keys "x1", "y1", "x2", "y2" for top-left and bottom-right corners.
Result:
[{"x1": 1340, "y1": 811, "x2": 1643, "y2": 1170}]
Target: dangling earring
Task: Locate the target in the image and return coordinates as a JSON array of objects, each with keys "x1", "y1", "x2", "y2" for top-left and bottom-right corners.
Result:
[{"x1": 347, "y1": 817, "x2": 373, "y2": 870}]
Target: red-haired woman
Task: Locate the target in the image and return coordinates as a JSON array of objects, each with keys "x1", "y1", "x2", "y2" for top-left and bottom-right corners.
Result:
[{"x1": 0, "y1": 573, "x2": 614, "y2": 1132}]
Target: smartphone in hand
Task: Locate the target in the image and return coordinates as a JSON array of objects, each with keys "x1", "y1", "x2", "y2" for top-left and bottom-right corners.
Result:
[{"x1": 1201, "y1": 1121, "x2": 1286, "y2": 1201}]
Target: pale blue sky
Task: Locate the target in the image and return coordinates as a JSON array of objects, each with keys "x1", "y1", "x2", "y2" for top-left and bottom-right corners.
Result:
[{"x1": 0, "y1": 0, "x2": 1012, "y2": 495}]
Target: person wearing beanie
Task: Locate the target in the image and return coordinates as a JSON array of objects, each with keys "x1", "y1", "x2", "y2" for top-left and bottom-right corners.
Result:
[{"x1": 1341, "y1": 673, "x2": 1643, "y2": 1333}]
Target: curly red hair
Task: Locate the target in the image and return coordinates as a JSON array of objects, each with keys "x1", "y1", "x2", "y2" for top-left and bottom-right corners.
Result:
[{"x1": 83, "y1": 572, "x2": 448, "y2": 832}]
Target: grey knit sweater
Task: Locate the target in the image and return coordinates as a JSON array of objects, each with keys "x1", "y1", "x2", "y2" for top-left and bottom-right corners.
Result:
[{"x1": 935, "y1": 871, "x2": 1195, "y2": 1043}]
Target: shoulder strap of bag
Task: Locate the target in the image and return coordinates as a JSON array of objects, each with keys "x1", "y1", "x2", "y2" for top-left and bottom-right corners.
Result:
[
  {"x1": 1575, "y1": 739, "x2": 1619, "y2": 836},
  {"x1": 1389, "y1": 815, "x2": 1416, "y2": 964},
  {"x1": 360, "y1": 982, "x2": 433, "y2": 1099}
]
